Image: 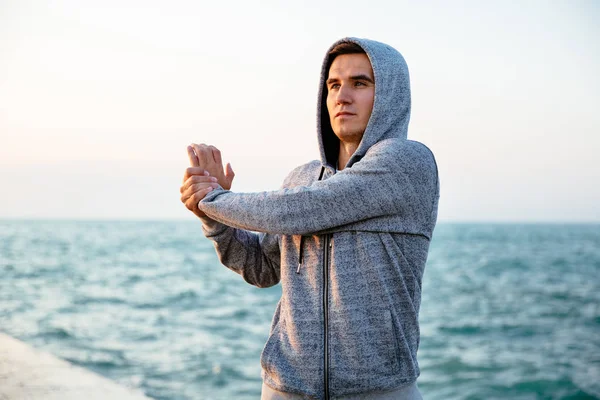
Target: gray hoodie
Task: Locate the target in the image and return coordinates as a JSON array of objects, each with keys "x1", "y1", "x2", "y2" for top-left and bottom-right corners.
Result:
[{"x1": 198, "y1": 37, "x2": 439, "y2": 399}]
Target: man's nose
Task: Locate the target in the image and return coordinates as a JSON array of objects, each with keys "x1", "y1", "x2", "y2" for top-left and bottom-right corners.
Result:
[{"x1": 336, "y1": 84, "x2": 352, "y2": 104}]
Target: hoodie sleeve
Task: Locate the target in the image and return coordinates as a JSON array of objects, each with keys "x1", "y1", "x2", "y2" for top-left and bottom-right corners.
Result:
[{"x1": 198, "y1": 139, "x2": 438, "y2": 236}]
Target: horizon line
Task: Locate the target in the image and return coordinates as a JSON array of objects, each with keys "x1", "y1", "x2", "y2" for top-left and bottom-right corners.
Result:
[{"x1": 1, "y1": 217, "x2": 599, "y2": 225}]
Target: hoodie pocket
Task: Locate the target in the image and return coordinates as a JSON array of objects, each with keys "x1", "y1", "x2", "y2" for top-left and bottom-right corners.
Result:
[
  {"x1": 329, "y1": 308, "x2": 401, "y2": 394},
  {"x1": 260, "y1": 320, "x2": 281, "y2": 376}
]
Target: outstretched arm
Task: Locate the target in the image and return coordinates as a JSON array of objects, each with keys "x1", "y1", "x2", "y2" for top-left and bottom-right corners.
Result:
[{"x1": 197, "y1": 139, "x2": 438, "y2": 236}]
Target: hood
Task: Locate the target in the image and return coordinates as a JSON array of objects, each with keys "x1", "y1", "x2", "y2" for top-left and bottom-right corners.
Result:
[{"x1": 317, "y1": 37, "x2": 411, "y2": 169}]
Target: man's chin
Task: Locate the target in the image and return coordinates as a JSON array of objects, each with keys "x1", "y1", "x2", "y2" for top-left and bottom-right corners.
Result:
[{"x1": 333, "y1": 129, "x2": 365, "y2": 144}]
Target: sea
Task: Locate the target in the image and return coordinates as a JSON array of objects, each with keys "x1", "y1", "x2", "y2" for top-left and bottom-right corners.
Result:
[{"x1": 0, "y1": 220, "x2": 598, "y2": 400}]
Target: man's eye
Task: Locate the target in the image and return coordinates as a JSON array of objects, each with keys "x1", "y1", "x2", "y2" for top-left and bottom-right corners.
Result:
[
  {"x1": 355, "y1": 81, "x2": 366, "y2": 87},
  {"x1": 330, "y1": 83, "x2": 340, "y2": 89}
]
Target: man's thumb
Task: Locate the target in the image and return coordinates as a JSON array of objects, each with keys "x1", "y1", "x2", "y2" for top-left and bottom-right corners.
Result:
[{"x1": 225, "y1": 163, "x2": 235, "y2": 187}]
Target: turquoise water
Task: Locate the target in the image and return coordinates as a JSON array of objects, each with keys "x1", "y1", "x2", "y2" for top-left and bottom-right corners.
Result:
[{"x1": 0, "y1": 221, "x2": 598, "y2": 399}]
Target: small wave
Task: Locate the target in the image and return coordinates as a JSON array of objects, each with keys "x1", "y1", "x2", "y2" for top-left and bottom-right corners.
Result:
[
  {"x1": 123, "y1": 274, "x2": 143, "y2": 285},
  {"x1": 133, "y1": 302, "x2": 163, "y2": 310},
  {"x1": 43, "y1": 327, "x2": 74, "y2": 340},
  {"x1": 75, "y1": 359, "x2": 121, "y2": 370},
  {"x1": 166, "y1": 290, "x2": 199, "y2": 305},
  {"x1": 73, "y1": 296, "x2": 127, "y2": 306},
  {"x1": 133, "y1": 333, "x2": 159, "y2": 341},
  {"x1": 506, "y1": 376, "x2": 590, "y2": 398},
  {"x1": 438, "y1": 325, "x2": 483, "y2": 335}
]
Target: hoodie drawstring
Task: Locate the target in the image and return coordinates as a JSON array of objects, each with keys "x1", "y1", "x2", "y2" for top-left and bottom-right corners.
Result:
[
  {"x1": 296, "y1": 236, "x2": 305, "y2": 274},
  {"x1": 297, "y1": 166, "x2": 327, "y2": 274}
]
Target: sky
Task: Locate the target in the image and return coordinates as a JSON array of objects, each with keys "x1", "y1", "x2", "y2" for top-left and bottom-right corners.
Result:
[{"x1": 1, "y1": 0, "x2": 599, "y2": 221}]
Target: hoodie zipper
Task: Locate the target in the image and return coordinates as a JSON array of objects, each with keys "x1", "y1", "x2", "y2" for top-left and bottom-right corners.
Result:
[
  {"x1": 297, "y1": 166, "x2": 331, "y2": 398},
  {"x1": 323, "y1": 232, "x2": 331, "y2": 400}
]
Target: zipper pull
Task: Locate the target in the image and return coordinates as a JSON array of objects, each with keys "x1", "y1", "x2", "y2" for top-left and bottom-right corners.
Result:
[{"x1": 297, "y1": 236, "x2": 305, "y2": 274}]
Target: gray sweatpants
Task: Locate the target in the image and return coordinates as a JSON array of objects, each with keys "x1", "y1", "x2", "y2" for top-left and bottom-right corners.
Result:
[{"x1": 261, "y1": 382, "x2": 423, "y2": 400}]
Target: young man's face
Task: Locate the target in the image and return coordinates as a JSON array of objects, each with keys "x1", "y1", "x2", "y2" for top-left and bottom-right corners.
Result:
[{"x1": 326, "y1": 53, "x2": 375, "y2": 145}]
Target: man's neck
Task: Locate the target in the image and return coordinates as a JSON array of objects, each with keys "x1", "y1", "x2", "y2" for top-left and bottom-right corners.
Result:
[{"x1": 337, "y1": 141, "x2": 360, "y2": 171}]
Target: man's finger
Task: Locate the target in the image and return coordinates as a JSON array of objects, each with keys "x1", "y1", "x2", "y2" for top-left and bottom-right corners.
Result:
[
  {"x1": 181, "y1": 186, "x2": 198, "y2": 204},
  {"x1": 185, "y1": 194, "x2": 202, "y2": 212},
  {"x1": 184, "y1": 166, "x2": 204, "y2": 181},
  {"x1": 181, "y1": 178, "x2": 201, "y2": 194},
  {"x1": 181, "y1": 191, "x2": 191, "y2": 204},
  {"x1": 209, "y1": 145, "x2": 223, "y2": 166},
  {"x1": 187, "y1": 145, "x2": 200, "y2": 167},
  {"x1": 181, "y1": 178, "x2": 218, "y2": 196},
  {"x1": 182, "y1": 182, "x2": 219, "y2": 200},
  {"x1": 185, "y1": 187, "x2": 213, "y2": 209},
  {"x1": 191, "y1": 186, "x2": 214, "y2": 203},
  {"x1": 183, "y1": 167, "x2": 209, "y2": 182},
  {"x1": 185, "y1": 196, "x2": 199, "y2": 212},
  {"x1": 182, "y1": 175, "x2": 217, "y2": 192},
  {"x1": 183, "y1": 185, "x2": 212, "y2": 207},
  {"x1": 180, "y1": 177, "x2": 213, "y2": 194},
  {"x1": 193, "y1": 143, "x2": 212, "y2": 167}
]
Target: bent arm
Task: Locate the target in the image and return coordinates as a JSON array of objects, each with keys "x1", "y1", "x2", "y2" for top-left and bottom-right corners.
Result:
[
  {"x1": 198, "y1": 140, "x2": 438, "y2": 236},
  {"x1": 200, "y1": 218, "x2": 281, "y2": 288}
]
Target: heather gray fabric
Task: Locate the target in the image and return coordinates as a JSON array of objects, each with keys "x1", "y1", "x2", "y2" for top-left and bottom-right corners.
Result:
[
  {"x1": 197, "y1": 37, "x2": 439, "y2": 400},
  {"x1": 261, "y1": 381, "x2": 423, "y2": 399}
]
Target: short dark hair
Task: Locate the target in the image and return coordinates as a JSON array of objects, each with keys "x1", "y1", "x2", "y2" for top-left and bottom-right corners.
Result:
[{"x1": 326, "y1": 42, "x2": 366, "y2": 72}]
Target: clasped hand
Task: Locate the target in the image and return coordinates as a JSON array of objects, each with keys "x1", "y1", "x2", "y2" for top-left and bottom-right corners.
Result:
[{"x1": 180, "y1": 143, "x2": 235, "y2": 218}]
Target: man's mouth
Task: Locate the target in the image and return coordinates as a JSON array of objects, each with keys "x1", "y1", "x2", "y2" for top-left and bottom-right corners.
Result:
[{"x1": 335, "y1": 111, "x2": 355, "y2": 118}]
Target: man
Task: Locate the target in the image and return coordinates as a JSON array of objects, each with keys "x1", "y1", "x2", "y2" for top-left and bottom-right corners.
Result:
[{"x1": 180, "y1": 38, "x2": 439, "y2": 400}]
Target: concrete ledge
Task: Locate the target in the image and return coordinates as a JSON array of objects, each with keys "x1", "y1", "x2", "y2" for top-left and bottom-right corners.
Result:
[{"x1": 0, "y1": 332, "x2": 152, "y2": 400}]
